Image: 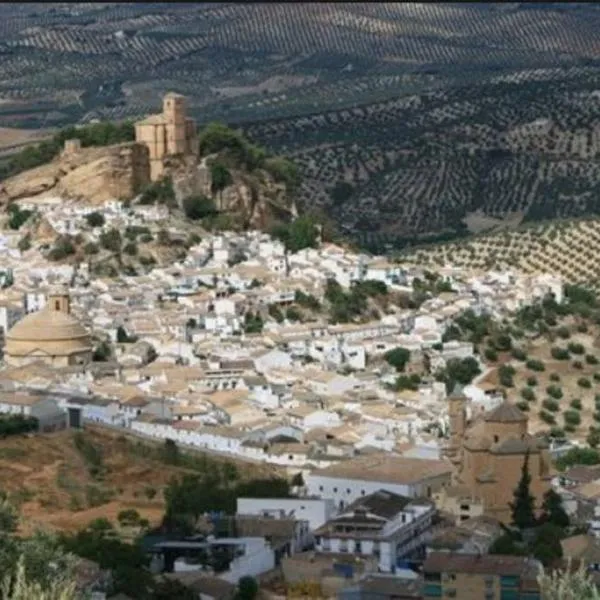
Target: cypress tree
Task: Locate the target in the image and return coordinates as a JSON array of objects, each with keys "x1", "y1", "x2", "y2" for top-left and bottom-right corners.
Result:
[{"x1": 510, "y1": 450, "x2": 537, "y2": 530}]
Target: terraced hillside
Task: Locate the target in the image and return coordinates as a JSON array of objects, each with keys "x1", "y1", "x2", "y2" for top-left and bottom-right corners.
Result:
[
  {"x1": 0, "y1": 3, "x2": 599, "y2": 127},
  {"x1": 2, "y1": 3, "x2": 600, "y2": 243},
  {"x1": 397, "y1": 218, "x2": 600, "y2": 289},
  {"x1": 246, "y1": 67, "x2": 600, "y2": 248}
]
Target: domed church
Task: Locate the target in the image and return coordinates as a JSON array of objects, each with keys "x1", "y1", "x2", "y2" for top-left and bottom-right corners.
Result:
[{"x1": 4, "y1": 286, "x2": 92, "y2": 368}]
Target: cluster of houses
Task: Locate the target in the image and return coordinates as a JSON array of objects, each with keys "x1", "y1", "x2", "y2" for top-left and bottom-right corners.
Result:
[{"x1": 0, "y1": 202, "x2": 591, "y2": 598}]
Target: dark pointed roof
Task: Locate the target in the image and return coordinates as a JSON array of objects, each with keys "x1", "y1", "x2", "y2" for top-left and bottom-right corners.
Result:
[{"x1": 484, "y1": 400, "x2": 527, "y2": 423}]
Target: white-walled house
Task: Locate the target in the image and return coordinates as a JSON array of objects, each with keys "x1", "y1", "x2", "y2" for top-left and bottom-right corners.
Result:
[
  {"x1": 307, "y1": 454, "x2": 452, "y2": 510},
  {"x1": 0, "y1": 392, "x2": 65, "y2": 432},
  {"x1": 254, "y1": 349, "x2": 293, "y2": 373},
  {"x1": 314, "y1": 490, "x2": 436, "y2": 572},
  {"x1": 236, "y1": 497, "x2": 336, "y2": 531}
]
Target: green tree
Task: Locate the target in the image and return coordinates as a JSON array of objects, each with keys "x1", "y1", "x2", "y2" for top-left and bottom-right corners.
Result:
[
  {"x1": 539, "y1": 489, "x2": 569, "y2": 529},
  {"x1": 383, "y1": 347, "x2": 411, "y2": 372},
  {"x1": 271, "y1": 216, "x2": 320, "y2": 253},
  {"x1": 85, "y1": 212, "x2": 105, "y2": 228},
  {"x1": 99, "y1": 229, "x2": 122, "y2": 253},
  {"x1": 183, "y1": 194, "x2": 217, "y2": 221},
  {"x1": 210, "y1": 162, "x2": 233, "y2": 196},
  {"x1": 531, "y1": 523, "x2": 564, "y2": 566},
  {"x1": 236, "y1": 576, "x2": 259, "y2": 600},
  {"x1": 264, "y1": 156, "x2": 300, "y2": 190},
  {"x1": 117, "y1": 509, "x2": 141, "y2": 528},
  {"x1": 510, "y1": 451, "x2": 536, "y2": 530},
  {"x1": 588, "y1": 429, "x2": 600, "y2": 449},
  {"x1": 489, "y1": 532, "x2": 525, "y2": 556}
]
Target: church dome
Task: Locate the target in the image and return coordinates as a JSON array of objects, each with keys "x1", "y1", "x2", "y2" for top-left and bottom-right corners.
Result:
[
  {"x1": 7, "y1": 309, "x2": 90, "y2": 345},
  {"x1": 4, "y1": 290, "x2": 92, "y2": 365}
]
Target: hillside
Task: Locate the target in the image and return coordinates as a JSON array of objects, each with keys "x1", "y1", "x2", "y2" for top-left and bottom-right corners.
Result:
[
  {"x1": 2, "y1": 5, "x2": 600, "y2": 249},
  {"x1": 439, "y1": 289, "x2": 600, "y2": 446},
  {"x1": 245, "y1": 66, "x2": 600, "y2": 251},
  {"x1": 396, "y1": 218, "x2": 600, "y2": 289},
  {"x1": 0, "y1": 426, "x2": 278, "y2": 536}
]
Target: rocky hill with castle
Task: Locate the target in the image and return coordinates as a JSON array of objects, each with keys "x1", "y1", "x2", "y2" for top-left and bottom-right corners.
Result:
[{"x1": 0, "y1": 93, "x2": 298, "y2": 231}]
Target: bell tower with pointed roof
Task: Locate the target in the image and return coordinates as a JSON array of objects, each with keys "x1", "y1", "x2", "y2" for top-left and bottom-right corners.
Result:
[{"x1": 444, "y1": 383, "x2": 467, "y2": 466}]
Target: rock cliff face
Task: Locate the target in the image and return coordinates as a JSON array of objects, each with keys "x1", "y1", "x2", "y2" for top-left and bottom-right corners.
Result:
[
  {"x1": 169, "y1": 155, "x2": 297, "y2": 230},
  {"x1": 0, "y1": 142, "x2": 296, "y2": 231},
  {"x1": 0, "y1": 143, "x2": 150, "y2": 205}
]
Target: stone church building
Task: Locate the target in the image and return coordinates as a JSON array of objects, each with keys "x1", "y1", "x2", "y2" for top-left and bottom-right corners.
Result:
[{"x1": 437, "y1": 387, "x2": 553, "y2": 524}]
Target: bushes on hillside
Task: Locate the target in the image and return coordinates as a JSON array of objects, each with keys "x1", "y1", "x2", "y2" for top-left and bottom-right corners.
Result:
[
  {"x1": 0, "y1": 121, "x2": 135, "y2": 180},
  {"x1": 183, "y1": 195, "x2": 217, "y2": 221},
  {"x1": 0, "y1": 415, "x2": 38, "y2": 437}
]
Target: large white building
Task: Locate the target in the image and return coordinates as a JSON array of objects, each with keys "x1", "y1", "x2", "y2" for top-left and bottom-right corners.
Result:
[
  {"x1": 313, "y1": 490, "x2": 436, "y2": 572},
  {"x1": 236, "y1": 497, "x2": 336, "y2": 531},
  {"x1": 306, "y1": 455, "x2": 453, "y2": 510}
]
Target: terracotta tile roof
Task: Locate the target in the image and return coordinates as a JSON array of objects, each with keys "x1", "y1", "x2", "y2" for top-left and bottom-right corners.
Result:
[
  {"x1": 311, "y1": 454, "x2": 452, "y2": 485},
  {"x1": 484, "y1": 400, "x2": 527, "y2": 423}
]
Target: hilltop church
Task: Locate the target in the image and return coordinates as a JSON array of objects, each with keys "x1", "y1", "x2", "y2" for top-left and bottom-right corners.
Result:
[
  {"x1": 436, "y1": 387, "x2": 553, "y2": 524},
  {"x1": 134, "y1": 92, "x2": 200, "y2": 181}
]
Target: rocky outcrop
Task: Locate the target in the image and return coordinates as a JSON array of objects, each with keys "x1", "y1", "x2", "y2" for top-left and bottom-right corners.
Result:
[
  {"x1": 170, "y1": 155, "x2": 296, "y2": 230},
  {"x1": 0, "y1": 143, "x2": 150, "y2": 205}
]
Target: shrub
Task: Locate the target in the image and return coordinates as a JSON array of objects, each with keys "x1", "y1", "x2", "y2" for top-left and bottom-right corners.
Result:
[
  {"x1": 546, "y1": 385, "x2": 563, "y2": 400},
  {"x1": 511, "y1": 347, "x2": 527, "y2": 361},
  {"x1": 543, "y1": 399, "x2": 559, "y2": 412},
  {"x1": 144, "y1": 486, "x2": 157, "y2": 500},
  {"x1": 549, "y1": 373, "x2": 561, "y2": 382},
  {"x1": 286, "y1": 307, "x2": 302, "y2": 322},
  {"x1": 556, "y1": 326, "x2": 571, "y2": 339},
  {"x1": 594, "y1": 373, "x2": 600, "y2": 382},
  {"x1": 516, "y1": 401, "x2": 530, "y2": 412},
  {"x1": 568, "y1": 342, "x2": 585, "y2": 355},
  {"x1": 7, "y1": 204, "x2": 33, "y2": 230},
  {"x1": 484, "y1": 348, "x2": 498, "y2": 362},
  {"x1": 384, "y1": 347, "x2": 411, "y2": 372},
  {"x1": 85, "y1": 211, "x2": 105, "y2": 228},
  {"x1": 521, "y1": 387, "x2": 536, "y2": 402},
  {"x1": 586, "y1": 354, "x2": 599, "y2": 365},
  {"x1": 540, "y1": 410, "x2": 556, "y2": 425},
  {"x1": 268, "y1": 304, "x2": 284, "y2": 323},
  {"x1": 47, "y1": 235, "x2": 76, "y2": 261},
  {"x1": 123, "y1": 242, "x2": 138, "y2": 256},
  {"x1": 578, "y1": 323, "x2": 589, "y2": 333},
  {"x1": 0, "y1": 414, "x2": 38, "y2": 436},
  {"x1": 551, "y1": 347, "x2": 570, "y2": 360},
  {"x1": 550, "y1": 427, "x2": 566, "y2": 439},
  {"x1": 295, "y1": 290, "x2": 321, "y2": 311},
  {"x1": 17, "y1": 234, "x2": 31, "y2": 252},
  {"x1": 526, "y1": 359, "x2": 545, "y2": 372},
  {"x1": 526, "y1": 376, "x2": 538, "y2": 387},
  {"x1": 578, "y1": 377, "x2": 592, "y2": 389},
  {"x1": 138, "y1": 176, "x2": 176, "y2": 206},
  {"x1": 99, "y1": 229, "x2": 122, "y2": 252},
  {"x1": 570, "y1": 398, "x2": 583, "y2": 410},
  {"x1": 573, "y1": 360, "x2": 584, "y2": 370},
  {"x1": 563, "y1": 410, "x2": 581, "y2": 426},
  {"x1": 271, "y1": 215, "x2": 320, "y2": 253},
  {"x1": 183, "y1": 194, "x2": 217, "y2": 220},
  {"x1": 83, "y1": 242, "x2": 99, "y2": 255}
]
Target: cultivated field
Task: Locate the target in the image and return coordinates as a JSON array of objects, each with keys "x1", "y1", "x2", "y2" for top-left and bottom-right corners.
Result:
[
  {"x1": 397, "y1": 218, "x2": 600, "y2": 289},
  {"x1": 2, "y1": 4, "x2": 600, "y2": 243}
]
